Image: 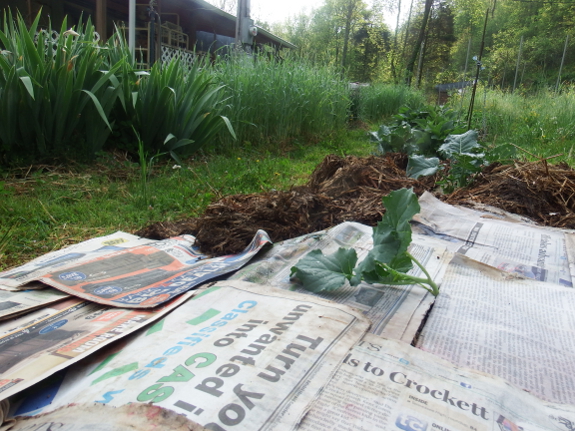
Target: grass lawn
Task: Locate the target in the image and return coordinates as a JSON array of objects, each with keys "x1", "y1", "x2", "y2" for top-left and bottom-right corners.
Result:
[{"x1": 0, "y1": 128, "x2": 373, "y2": 271}]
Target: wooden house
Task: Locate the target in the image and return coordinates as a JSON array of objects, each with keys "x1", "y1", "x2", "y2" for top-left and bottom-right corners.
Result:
[{"x1": 1, "y1": 0, "x2": 295, "y2": 67}]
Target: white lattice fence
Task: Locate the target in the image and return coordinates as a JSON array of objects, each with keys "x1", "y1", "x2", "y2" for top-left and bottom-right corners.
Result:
[
  {"x1": 161, "y1": 46, "x2": 195, "y2": 69},
  {"x1": 33, "y1": 30, "x2": 101, "y2": 56}
]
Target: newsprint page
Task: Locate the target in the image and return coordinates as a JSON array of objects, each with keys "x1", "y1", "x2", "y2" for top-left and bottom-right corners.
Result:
[
  {"x1": 298, "y1": 334, "x2": 575, "y2": 431},
  {"x1": 413, "y1": 192, "x2": 574, "y2": 286},
  {"x1": 417, "y1": 254, "x2": 575, "y2": 406},
  {"x1": 0, "y1": 292, "x2": 194, "y2": 402},
  {"x1": 10, "y1": 280, "x2": 369, "y2": 431}
]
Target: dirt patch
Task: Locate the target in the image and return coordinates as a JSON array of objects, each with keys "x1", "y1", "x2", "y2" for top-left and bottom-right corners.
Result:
[{"x1": 136, "y1": 155, "x2": 575, "y2": 256}]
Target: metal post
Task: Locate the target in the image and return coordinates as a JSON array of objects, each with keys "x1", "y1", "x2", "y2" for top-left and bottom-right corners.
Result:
[
  {"x1": 27, "y1": 0, "x2": 32, "y2": 26},
  {"x1": 129, "y1": 0, "x2": 135, "y2": 61},
  {"x1": 235, "y1": 0, "x2": 251, "y2": 53},
  {"x1": 513, "y1": 35, "x2": 523, "y2": 93},
  {"x1": 149, "y1": 13, "x2": 155, "y2": 66},
  {"x1": 556, "y1": 34, "x2": 569, "y2": 94},
  {"x1": 96, "y1": 0, "x2": 107, "y2": 42},
  {"x1": 467, "y1": 8, "x2": 489, "y2": 130},
  {"x1": 459, "y1": 36, "x2": 472, "y2": 115}
]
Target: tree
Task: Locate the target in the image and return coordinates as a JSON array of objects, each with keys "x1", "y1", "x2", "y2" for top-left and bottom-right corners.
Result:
[
  {"x1": 206, "y1": 0, "x2": 238, "y2": 14},
  {"x1": 349, "y1": 10, "x2": 391, "y2": 81},
  {"x1": 420, "y1": 1, "x2": 456, "y2": 85},
  {"x1": 404, "y1": 0, "x2": 433, "y2": 85}
]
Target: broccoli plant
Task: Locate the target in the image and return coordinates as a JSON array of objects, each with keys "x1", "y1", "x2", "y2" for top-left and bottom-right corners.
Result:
[
  {"x1": 290, "y1": 188, "x2": 439, "y2": 296},
  {"x1": 406, "y1": 130, "x2": 486, "y2": 193}
]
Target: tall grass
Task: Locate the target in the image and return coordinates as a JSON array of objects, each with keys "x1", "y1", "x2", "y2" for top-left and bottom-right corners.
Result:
[
  {"x1": 455, "y1": 87, "x2": 575, "y2": 162},
  {"x1": 356, "y1": 83, "x2": 427, "y2": 123},
  {"x1": 209, "y1": 56, "x2": 351, "y2": 151}
]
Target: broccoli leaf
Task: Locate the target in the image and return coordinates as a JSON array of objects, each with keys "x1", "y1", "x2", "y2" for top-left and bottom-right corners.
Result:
[
  {"x1": 438, "y1": 130, "x2": 481, "y2": 158},
  {"x1": 406, "y1": 154, "x2": 440, "y2": 179},
  {"x1": 291, "y1": 188, "x2": 439, "y2": 296},
  {"x1": 289, "y1": 248, "x2": 358, "y2": 293}
]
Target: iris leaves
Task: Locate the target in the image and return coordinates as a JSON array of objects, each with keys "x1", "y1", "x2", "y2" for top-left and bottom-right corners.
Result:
[{"x1": 290, "y1": 188, "x2": 439, "y2": 296}]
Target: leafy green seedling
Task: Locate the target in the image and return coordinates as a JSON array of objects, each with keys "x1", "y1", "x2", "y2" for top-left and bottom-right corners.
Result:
[{"x1": 290, "y1": 188, "x2": 439, "y2": 296}]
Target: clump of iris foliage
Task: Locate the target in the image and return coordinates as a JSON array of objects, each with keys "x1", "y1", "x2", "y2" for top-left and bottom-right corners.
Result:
[
  {"x1": 0, "y1": 11, "x2": 363, "y2": 165},
  {"x1": 0, "y1": 10, "x2": 234, "y2": 164}
]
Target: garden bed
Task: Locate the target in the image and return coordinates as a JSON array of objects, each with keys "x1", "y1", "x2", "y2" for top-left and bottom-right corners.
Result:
[{"x1": 136, "y1": 154, "x2": 575, "y2": 255}]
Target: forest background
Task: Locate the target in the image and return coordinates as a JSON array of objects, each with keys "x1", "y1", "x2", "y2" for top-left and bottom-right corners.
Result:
[{"x1": 211, "y1": 0, "x2": 574, "y2": 91}]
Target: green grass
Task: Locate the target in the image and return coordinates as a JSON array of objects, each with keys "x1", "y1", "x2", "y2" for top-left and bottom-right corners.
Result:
[
  {"x1": 0, "y1": 128, "x2": 373, "y2": 271},
  {"x1": 451, "y1": 87, "x2": 575, "y2": 165},
  {"x1": 356, "y1": 83, "x2": 427, "y2": 123},
  {"x1": 208, "y1": 57, "x2": 352, "y2": 152}
]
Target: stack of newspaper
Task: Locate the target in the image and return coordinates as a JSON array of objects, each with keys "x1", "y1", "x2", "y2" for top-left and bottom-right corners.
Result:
[{"x1": 0, "y1": 193, "x2": 574, "y2": 430}]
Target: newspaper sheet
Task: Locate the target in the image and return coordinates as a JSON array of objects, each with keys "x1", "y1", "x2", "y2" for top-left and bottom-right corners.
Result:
[
  {"x1": 3, "y1": 403, "x2": 206, "y2": 431},
  {"x1": 413, "y1": 192, "x2": 573, "y2": 286},
  {"x1": 0, "y1": 285, "x2": 69, "y2": 321},
  {"x1": 36, "y1": 231, "x2": 271, "y2": 308},
  {"x1": 417, "y1": 253, "x2": 575, "y2": 405},
  {"x1": 0, "y1": 291, "x2": 193, "y2": 402},
  {"x1": 0, "y1": 401, "x2": 6, "y2": 428},
  {"x1": 10, "y1": 280, "x2": 370, "y2": 431},
  {"x1": 298, "y1": 334, "x2": 575, "y2": 431},
  {"x1": 231, "y1": 222, "x2": 451, "y2": 342},
  {"x1": 0, "y1": 232, "x2": 155, "y2": 290}
]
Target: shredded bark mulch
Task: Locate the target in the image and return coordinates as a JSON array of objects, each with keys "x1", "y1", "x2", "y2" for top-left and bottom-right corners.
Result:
[
  {"x1": 444, "y1": 160, "x2": 575, "y2": 229},
  {"x1": 135, "y1": 154, "x2": 575, "y2": 256},
  {"x1": 135, "y1": 153, "x2": 435, "y2": 255}
]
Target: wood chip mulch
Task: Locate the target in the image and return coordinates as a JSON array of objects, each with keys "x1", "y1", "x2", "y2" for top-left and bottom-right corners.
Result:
[{"x1": 444, "y1": 160, "x2": 575, "y2": 229}]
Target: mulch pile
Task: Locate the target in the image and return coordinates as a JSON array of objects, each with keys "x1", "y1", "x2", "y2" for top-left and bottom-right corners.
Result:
[
  {"x1": 445, "y1": 160, "x2": 575, "y2": 229},
  {"x1": 135, "y1": 154, "x2": 575, "y2": 256}
]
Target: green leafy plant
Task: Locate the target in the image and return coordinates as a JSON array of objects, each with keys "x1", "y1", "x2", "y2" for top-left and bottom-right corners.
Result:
[
  {"x1": 121, "y1": 58, "x2": 234, "y2": 160},
  {"x1": 371, "y1": 105, "x2": 466, "y2": 157},
  {"x1": 436, "y1": 130, "x2": 486, "y2": 193},
  {"x1": 406, "y1": 130, "x2": 486, "y2": 193},
  {"x1": 0, "y1": 11, "x2": 124, "y2": 161},
  {"x1": 290, "y1": 188, "x2": 439, "y2": 296},
  {"x1": 371, "y1": 105, "x2": 487, "y2": 192}
]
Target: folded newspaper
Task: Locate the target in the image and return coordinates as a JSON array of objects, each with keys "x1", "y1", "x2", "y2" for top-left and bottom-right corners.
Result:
[
  {"x1": 2, "y1": 403, "x2": 206, "y2": 431},
  {"x1": 0, "y1": 286, "x2": 69, "y2": 321},
  {"x1": 7, "y1": 280, "x2": 370, "y2": 430},
  {"x1": 0, "y1": 232, "x2": 155, "y2": 291},
  {"x1": 413, "y1": 192, "x2": 574, "y2": 287},
  {"x1": 297, "y1": 334, "x2": 575, "y2": 430},
  {"x1": 0, "y1": 292, "x2": 194, "y2": 402},
  {"x1": 1, "y1": 231, "x2": 271, "y2": 308}
]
